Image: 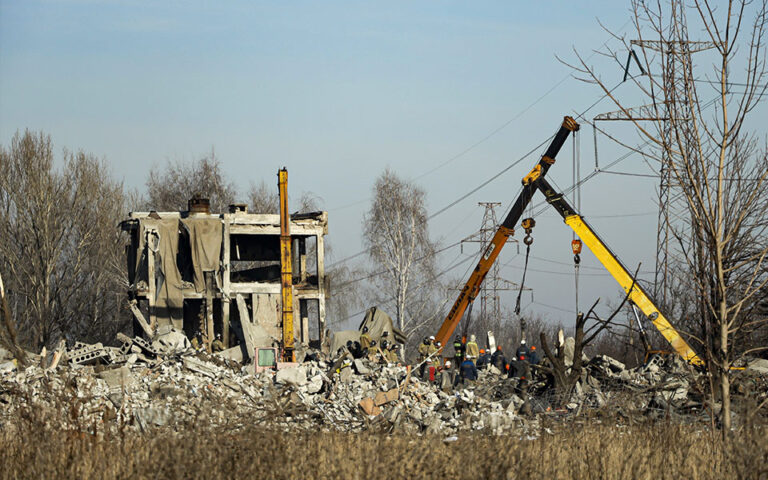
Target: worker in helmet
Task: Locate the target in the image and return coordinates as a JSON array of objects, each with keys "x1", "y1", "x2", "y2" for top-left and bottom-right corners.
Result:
[
  {"x1": 459, "y1": 357, "x2": 478, "y2": 384},
  {"x1": 440, "y1": 360, "x2": 454, "y2": 392},
  {"x1": 528, "y1": 345, "x2": 540, "y2": 365},
  {"x1": 491, "y1": 346, "x2": 507, "y2": 372},
  {"x1": 359, "y1": 326, "x2": 372, "y2": 350},
  {"x1": 418, "y1": 337, "x2": 429, "y2": 358},
  {"x1": 379, "y1": 340, "x2": 390, "y2": 364},
  {"x1": 452, "y1": 335, "x2": 465, "y2": 370},
  {"x1": 386, "y1": 343, "x2": 399, "y2": 364},
  {"x1": 211, "y1": 334, "x2": 225, "y2": 352},
  {"x1": 515, "y1": 339, "x2": 530, "y2": 362},
  {"x1": 507, "y1": 356, "x2": 520, "y2": 378},
  {"x1": 190, "y1": 331, "x2": 202, "y2": 350},
  {"x1": 465, "y1": 334, "x2": 480, "y2": 364},
  {"x1": 366, "y1": 339, "x2": 382, "y2": 362},
  {"x1": 427, "y1": 336, "x2": 438, "y2": 357},
  {"x1": 426, "y1": 339, "x2": 440, "y2": 382},
  {"x1": 418, "y1": 337, "x2": 430, "y2": 378},
  {"x1": 476, "y1": 348, "x2": 491, "y2": 369}
]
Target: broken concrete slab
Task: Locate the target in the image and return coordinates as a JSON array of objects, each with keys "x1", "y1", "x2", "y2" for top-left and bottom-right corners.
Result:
[
  {"x1": 358, "y1": 397, "x2": 381, "y2": 416},
  {"x1": 306, "y1": 374, "x2": 324, "y2": 394},
  {"x1": 152, "y1": 327, "x2": 191, "y2": 354},
  {"x1": 746, "y1": 358, "x2": 768, "y2": 374},
  {"x1": 275, "y1": 366, "x2": 307, "y2": 386},
  {"x1": 182, "y1": 356, "x2": 217, "y2": 378},
  {"x1": 97, "y1": 366, "x2": 136, "y2": 390},
  {"x1": 353, "y1": 359, "x2": 371, "y2": 375},
  {"x1": 373, "y1": 388, "x2": 399, "y2": 406},
  {"x1": 217, "y1": 346, "x2": 244, "y2": 363},
  {"x1": 68, "y1": 343, "x2": 110, "y2": 366}
]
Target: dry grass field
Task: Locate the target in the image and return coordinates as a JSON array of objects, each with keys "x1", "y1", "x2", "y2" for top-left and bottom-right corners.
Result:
[{"x1": 1, "y1": 422, "x2": 767, "y2": 480}]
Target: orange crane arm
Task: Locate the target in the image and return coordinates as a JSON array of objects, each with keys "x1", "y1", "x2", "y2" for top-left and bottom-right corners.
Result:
[{"x1": 435, "y1": 116, "x2": 580, "y2": 348}]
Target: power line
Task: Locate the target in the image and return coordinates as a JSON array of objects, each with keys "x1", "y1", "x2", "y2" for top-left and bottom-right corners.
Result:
[
  {"x1": 327, "y1": 203, "x2": 482, "y2": 288},
  {"x1": 413, "y1": 19, "x2": 634, "y2": 181},
  {"x1": 329, "y1": 252, "x2": 476, "y2": 326},
  {"x1": 330, "y1": 80, "x2": 626, "y2": 270},
  {"x1": 331, "y1": 240, "x2": 462, "y2": 290},
  {"x1": 427, "y1": 135, "x2": 553, "y2": 220}
]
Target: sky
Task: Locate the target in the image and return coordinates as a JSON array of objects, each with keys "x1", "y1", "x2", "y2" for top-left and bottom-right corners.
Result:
[{"x1": 2, "y1": 1, "x2": 765, "y2": 331}]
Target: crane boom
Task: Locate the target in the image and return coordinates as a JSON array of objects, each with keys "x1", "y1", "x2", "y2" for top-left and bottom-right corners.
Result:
[
  {"x1": 535, "y1": 177, "x2": 702, "y2": 365},
  {"x1": 434, "y1": 116, "x2": 580, "y2": 348},
  {"x1": 278, "y1": 168, "x2": 295, "y2": 362}
]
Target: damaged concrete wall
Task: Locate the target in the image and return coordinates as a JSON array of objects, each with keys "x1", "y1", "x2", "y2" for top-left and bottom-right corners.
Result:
[{"x1": 121, "y1": 199, "x2": 328, "y2": 355}]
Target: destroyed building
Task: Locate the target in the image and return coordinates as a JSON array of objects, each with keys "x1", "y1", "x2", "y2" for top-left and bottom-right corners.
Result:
[{"x1": 121, "y1": 198, "x2": 328, "y2": 354}]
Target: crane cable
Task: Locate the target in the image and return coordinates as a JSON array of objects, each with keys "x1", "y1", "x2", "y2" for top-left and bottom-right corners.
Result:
[
  {"x1": 572, "y1": 130, "x2": 582, "y2": 315},
  {"x1": 513, "y1": 240, "x2": 531, "y2": 317}
]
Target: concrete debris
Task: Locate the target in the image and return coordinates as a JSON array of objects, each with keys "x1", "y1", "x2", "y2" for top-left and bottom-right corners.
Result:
[
  {"x1": 746, "y1": 358, "x2": 768, "y2": 375},
  {"x1": 0, "y1": 332, "x2": 766, "y2": 436},
  {"x1": 359, "y1": 397, "x2": 381, "y2": 416},
  {"x1": 275, "y1": 366, "x2": 307, "y2": 386},
  {"x1": 353, "y1": 358, "x2": 371, "y2": 375},
  {"x1": 152, "y1": 326, "x2": 191, "y2": 354}
]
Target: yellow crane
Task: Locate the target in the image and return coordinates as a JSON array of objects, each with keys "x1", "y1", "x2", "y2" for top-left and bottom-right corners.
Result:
[
  {"x1": 434, "y1": 116, "x2": 702, "y2": 365},
  {"x1": 278, "y1": 167, "x2": 295, "y2": 362}
]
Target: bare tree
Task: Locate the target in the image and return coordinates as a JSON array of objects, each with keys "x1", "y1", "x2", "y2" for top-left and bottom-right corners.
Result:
[
  {"x1": 248, "y1": 179, "x2": 323, "y2": 215},
  {"x1": 568, "y1": 0, "x2": 768, "y2": 433},
  {"x1": 539, "y1": 294, "x2": 631, "y2": 406},
  {"x1": 362, "y1": 169, "x2": 443, "y2": 344},
  {"x1": 0, "y1": 270, "x2": 26, "y2": 365},
  {"x1": 324, "y1": 263, "x2": 366, "y2": 329},
  {"x1": 248, "y1": 180, "x2": 279, "y2": 214},
  {"x1": 146, "y1": 149, "x2": 237, "y2": 213},
  {"x1": 0, "y1": 131, "x2": 129, "y2": 349}
]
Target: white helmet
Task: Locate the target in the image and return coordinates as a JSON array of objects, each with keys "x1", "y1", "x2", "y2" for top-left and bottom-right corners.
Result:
[
  {"x1": 470, "y1": 334, "x2": 476, "y2": 342},
  {"x1": 429, "y1": 336, "x2": 435, "y2": 340},
  {"x1": 520, "y1": 339, "x2": 526, "y2": 345}
]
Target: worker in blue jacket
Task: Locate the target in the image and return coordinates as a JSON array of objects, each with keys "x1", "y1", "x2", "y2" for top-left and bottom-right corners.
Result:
[{"x1": 459, "y1": 358, "x2": 478, "y2": 383}]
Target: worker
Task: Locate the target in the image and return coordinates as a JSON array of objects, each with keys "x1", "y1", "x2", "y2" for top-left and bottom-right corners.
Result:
[
  {"x1": 387, "y1": 344, "x2": 399, "y2": 364},
  {"x1": 190, "y1": 331, "x2": 202, "y2": 350},
  {"x1": 465, "y1": 334, "x2": 480, "y2": 364},
  {"x1": 459, "y1": 357, "x2": 478, "y2": 384},
  {"x1": 366, "y1": 340, "x2": 381, "y2": 362},
  {"x1": 476, "y1": 349, "x2": 491, "y2": 369},
  {"x1": 423, "y1": 339, "x2": 439, "y2": 381},
  {"x1": 452, "y1": 335, "x2": 464, "y2": 369},
  {"x1": 427, "y1": 337, "x2": 439, "y2": 358},
  {"x1": 515, "y1": 339, "x2": 529, "y2": 362},
  {"x1": 528, "y1": 345, "x2": 540, "y2": 365},
  {"x1": 360, "y1": 327, "x2": 372, "y2": 350},
  {"x1": 507, "y1": 356, "x2": 520, "y2": 378},
  {"x1": 440, "y1": 360, "x2": 454, "y2": 391},
  {"x1": 211, "y1": 334, "x2": 225, "y2": 353},
  {"x1": 418, "y1": 337, "x2": 431, "y2": 378},
  {"x1": 418, "y1": 337, "x2": 430, "y2": 361},
  {"x1": 344, "y1": 340, "x2": 356, "y2": 358},
  {"x1": 491, "y1": 346, "x2": 507, "y2": 371},
  {"x1": 380, "y1": 340, "x2": 390, "y2": 364}
]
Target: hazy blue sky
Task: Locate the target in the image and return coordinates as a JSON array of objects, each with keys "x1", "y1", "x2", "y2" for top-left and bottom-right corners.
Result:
[{"x1": 2, "y1": 1, "x2": 763, "y2": 330}]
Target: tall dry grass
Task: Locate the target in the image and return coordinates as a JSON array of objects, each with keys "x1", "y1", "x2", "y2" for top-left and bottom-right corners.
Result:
[{"x1": 1, "y1": 422, "x2": 766, "y2": 480}]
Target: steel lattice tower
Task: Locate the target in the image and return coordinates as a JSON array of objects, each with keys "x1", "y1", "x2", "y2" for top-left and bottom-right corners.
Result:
[
  {"x1": 460, "y1": 202, "x2": 523, "y2": 325},
  {"x1": 593, "y1": 9, "x2": 714, "y2": 305}
]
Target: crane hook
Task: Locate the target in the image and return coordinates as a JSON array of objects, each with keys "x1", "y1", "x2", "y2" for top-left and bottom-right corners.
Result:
[{"x1": 522, "y1": 218, "x2": 535, "y2": 245}]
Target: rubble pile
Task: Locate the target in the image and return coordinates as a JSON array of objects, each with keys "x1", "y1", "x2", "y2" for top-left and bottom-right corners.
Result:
[{"x1": 1, "y1": 332, "x2": 766, "y2": 436}]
